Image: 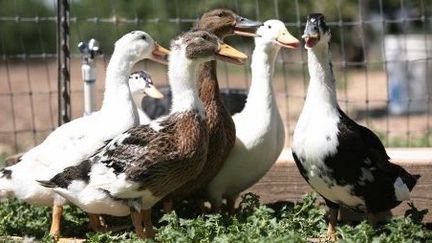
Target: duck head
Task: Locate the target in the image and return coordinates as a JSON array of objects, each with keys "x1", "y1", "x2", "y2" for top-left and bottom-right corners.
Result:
[
  {"x1": 128, "y1": 71, "x2": 164, "y2": 99},
  {"x1": 302, "y1": 13, "x2": 331, "y2": 50},
  {"x1": 255, "y1": 19, "x2": 299, "y2": 49},
  {"x1": 170, "y1": 30, "x2": 247, "y2": 65},
  {"x1": 195, "y1": 9, "x2": 262, "y2": 38},
  {"x1": 114, "y1": 30, "x2": 170, "y2": 65}
]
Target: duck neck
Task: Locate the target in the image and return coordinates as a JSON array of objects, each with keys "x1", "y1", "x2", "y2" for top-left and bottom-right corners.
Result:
[
  {"x1": 168, "y1": 51, "x2": 204, "y2": 117},
  {"x1": 197, "y1": 60, "x2": 223, "y2": 107},
  {"x1": 131, "y1": 92, "x2": 144, "y2": 111},
  {"x1": 100, "y1": 51, "x2": 137, "y2": 115},
  {"x1": 242, "y1": 44, "x2": 279, "y2": 114},
  {"x1": 304, "y1": 45, "x2": 338, "y2": 111},
  {"x1": 131, "y1": 92, "x2": 149, "y2": 120}
]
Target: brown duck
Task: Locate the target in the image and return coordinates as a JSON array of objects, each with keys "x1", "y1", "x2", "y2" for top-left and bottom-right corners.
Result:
[
  {"x1": 165, "y1": 9, "x2": 262, "y2": 210},
  {"x1": 38, "y1": 30, "x2": 247, "y2": 238}
]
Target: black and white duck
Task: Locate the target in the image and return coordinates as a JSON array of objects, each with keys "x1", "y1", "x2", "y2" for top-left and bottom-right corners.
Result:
[
  {"x1": 38, "y1": 30, "x2": 247, "y2": 239},
  {"x1": 292, "y1": 13, "x2": 420, "y2": 240},
  {"x1": 128, "y1": 70, "x2": 164, "y2": 124}
]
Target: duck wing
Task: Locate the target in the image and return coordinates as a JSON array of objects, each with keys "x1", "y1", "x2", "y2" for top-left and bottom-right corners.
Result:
[
  {"x1": 336, "y1": 109, "x2": 417, "y2": 188},
  {"x1": 336, "y1": 108, "x2": 390, "y2": 166},
  {"x1": 19, "y1": 112, "x2": 104, "y2": 169},
  {"x1": 90, "y1": 114, "x2": 207, "y2": 199}
]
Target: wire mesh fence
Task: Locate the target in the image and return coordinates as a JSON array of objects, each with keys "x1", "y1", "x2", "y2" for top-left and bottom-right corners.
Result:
[{"x1": 0, "y1": 0, "x2": 431, "y2": 154}]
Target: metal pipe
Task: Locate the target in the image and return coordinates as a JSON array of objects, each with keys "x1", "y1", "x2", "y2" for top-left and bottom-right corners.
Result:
[{"x1": 78, "y1": 39, "x2": 101, "y2": 116}]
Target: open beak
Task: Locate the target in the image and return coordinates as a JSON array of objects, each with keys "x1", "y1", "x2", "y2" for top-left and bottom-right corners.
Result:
[
  {"x1": 150, "y1": 42, "x2": 170, "y2": 65},
  {"x1": 233, "y1": 15, "x2": 262, "y2": 37},
  {"x1": 302, "y1": 22, "x2": 320, "y2": 49},
  {"x1": 274, "y1": 30, "x2": 300, "y2": 49},
  {"x1": 302, "y1": 32, "x2": 320, "y2": 49},
  {"x1": 143, "y1": 84, "x2": 164, "y2": 99},
  {"x1": 215, "y1": 42, "x2": 248, "y2": 65}
]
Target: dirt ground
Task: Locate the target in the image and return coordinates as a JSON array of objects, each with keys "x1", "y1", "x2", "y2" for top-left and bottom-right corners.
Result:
[{"x1": 0, "y1": 56, "x2": 431, "y2": 154}]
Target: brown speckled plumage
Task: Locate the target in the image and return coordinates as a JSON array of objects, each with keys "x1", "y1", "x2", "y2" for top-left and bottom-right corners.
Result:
[
  {"x1": 122, "y1": 112, "x2": 208, "y2": 198},
  {"x1": 40, "y1": 30, "x2": 230, "y2": 239},
  {"x1": 46, "y1": 111, "x2": 208, "y2": 200},
  {"x1": 169, "y1": 9, "x2": 244, "y2": 200},
  {"x1": 170, "y1": 61, "x2": 235, "y2": 199},
  {"x1": 194, "y1": 9, "x2": 238, "y2": 37}
]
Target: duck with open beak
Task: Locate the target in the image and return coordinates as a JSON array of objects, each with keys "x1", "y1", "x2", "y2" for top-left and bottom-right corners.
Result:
[
  {"x1": 233, "y1": 14, "x2": 263, "y2": 37},
  {"x1": 214, "y1": 42, "x2": 248, "y2": 65},
  {"x1": 274, "y1": 28, "x2": 300, "y2": 49},
  {"x1": 161, "y1": 9, "x2": 260, "y2": 213},
  {"x1": 302, "y1": 13, "x2": 330, "y2": 49},
  {"x1": 194, "y1": 9, "x2": 262, "y2": 39},
  {"x1": 149, "y1": 42, "x2": 170, "y2": 65}
]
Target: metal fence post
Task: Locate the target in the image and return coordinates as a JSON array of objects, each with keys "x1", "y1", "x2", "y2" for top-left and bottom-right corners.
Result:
[{"x1": 57, "y1": 0, "x2": 71, "y2": 125}]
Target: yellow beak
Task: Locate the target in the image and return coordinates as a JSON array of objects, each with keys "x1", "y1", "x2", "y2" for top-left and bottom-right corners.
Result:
[
  {"x1": 275, "y1": 30, "x2": 300, "y2": 49},
  {"x1": 143, "y1": 84, "x2": 164, "y2": 99},
  {"x1": 215, "y1": 42, "x2": 248, "y2": 65},
  {"x1": 150, "y1": 42, "x2": 170, "y2": 65}
]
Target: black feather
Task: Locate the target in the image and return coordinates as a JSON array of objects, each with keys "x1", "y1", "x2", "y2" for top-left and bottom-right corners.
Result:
[
  {"x1": 37, "y1": 180, "x2": 56, "y2": 188},
  {"x1": 44, "y1": 160, "x2": 92, "y2": 189},
  {"x1": 0, "y1": 168, "x2": 12, "y2": 179}
]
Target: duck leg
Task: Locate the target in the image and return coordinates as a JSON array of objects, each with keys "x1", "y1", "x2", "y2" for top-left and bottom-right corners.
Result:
[
  {"x1": 323, "y1": 199, "x2": 339, "y2": 241},
  {"x1": 49, "y1": 205, "x2": 63, "y2": 239},
  {"x1": 327, "y1": 207, "x2": 338, "y2": 241},
  {"x1": 210, "y1": 199, "x2": 222, "y2": 213},
  {"x1": 131, "y1": 209, "x2": 145, "y2": 239},
  {"x1": 162, "y1": 197, "x2": 173, "y2": 213},
  {"x1": 367, "y1": 212, "x2": 378, "y2": 226},
  {"x1": 142, "y1": 209, "x2": 156, "y2": 238},
  {"x1": 197, "y1": 198, "x2": 207, "y2": 214},
  {"x1": 226, "y1": 195, "x2": 238, "y2": 215},
  {"x1": 88, "y1": 213, "x2": 107, "y2": 232}
]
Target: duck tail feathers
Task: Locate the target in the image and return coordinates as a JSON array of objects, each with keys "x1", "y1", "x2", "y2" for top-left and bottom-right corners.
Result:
[
  {"x1": 404, "y1": 173, "x2": 420, "y2": 191},
  {"x1": 37, "y1": 180, "x2": 57, "y2": 188}
]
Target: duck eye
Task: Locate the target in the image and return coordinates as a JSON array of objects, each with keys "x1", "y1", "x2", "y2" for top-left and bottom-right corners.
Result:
[
  {"x1": 141, "y1": 35, "x2": 146, "y2": 40},
  {"x1": 201, "y1": 34, "x2": 208, "y2": 40},
  {"x1": 268, "y1": 25, "x2": 271, "y2": 29},
  {"x1": 218, "y1": 12, "x2": 223, "y2": 17}
]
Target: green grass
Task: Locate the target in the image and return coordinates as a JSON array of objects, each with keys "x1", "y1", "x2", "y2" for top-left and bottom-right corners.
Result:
[{"x1": 0, "y1": 193, "x2": 430, "y2": 242}]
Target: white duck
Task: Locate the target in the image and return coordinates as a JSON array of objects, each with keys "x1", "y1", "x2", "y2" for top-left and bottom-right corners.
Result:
[
  {"x1": 1, "y1": 70, "x2": 164, "y2": 166},
  {"x1": 38, "y1": 30, "x2": 247, "y2": 239},
  {"x1": 0, "y1": 30, "x2": 169, "y2": 237},
  {"x1": 205, "y1": 20, "x2": 299, "y2": 213},
  {"x1": 128, "y1": 70, "x2": 164, "y2": 124}
]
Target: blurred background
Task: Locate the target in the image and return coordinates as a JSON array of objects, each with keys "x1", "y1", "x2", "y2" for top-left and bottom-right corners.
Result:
[{"x1": 0, "y1": 0, "x2": 431, "y2": 155}]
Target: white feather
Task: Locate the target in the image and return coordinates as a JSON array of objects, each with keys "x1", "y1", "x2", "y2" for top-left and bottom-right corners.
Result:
[
  {"x1": 292, "y1": 30, "x2": 368, "y2": 210},
  {"x1": 394, "y1": 177, "x2": 410, "y2": 201},
  {"x1": 0, "y1": 31, "x2": 157, "y2": 212},
  {"x1": 206, "y1": 20, "x2": 287, "y2": 207},
  {"x1": 45, "y1": 34, "x2": 208, "y2": 216}
]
